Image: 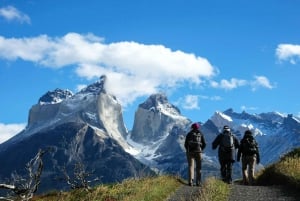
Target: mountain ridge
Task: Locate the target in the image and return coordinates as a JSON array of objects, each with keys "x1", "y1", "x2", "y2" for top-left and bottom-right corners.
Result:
[{"x1": 0, "y1": 77, "x2": 299, "y2": 193}]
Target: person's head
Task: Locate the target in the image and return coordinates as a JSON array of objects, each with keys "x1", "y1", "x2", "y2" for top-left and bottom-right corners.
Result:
[
  {"x1": 191, "y1": 123, "x2": 200, "y2": 130},
  {"x1": 244, "y1": 130, "x2": 253, "y2": 137},
  {"x1": 223, "y1": 125, "x2": 230, "y2": 133}
]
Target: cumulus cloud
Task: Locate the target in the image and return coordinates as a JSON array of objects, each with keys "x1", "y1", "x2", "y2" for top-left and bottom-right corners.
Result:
[
  {"x1": 210, "y1": 78, "x2": 247, "y2": 90},
  {"x1": 0, "y1": 32, "x2": 215, "y2": 105},
  {"x1": 0, "y1": 6, "x2": 30, "y2": 24},
  {"x1": 210, "y1": 76, "x2": 274, "y2": 91},
  {"x1": 175, "y1": 94, "x2": 221, "y2": 110},
  {"x1": 251, "y1": 76, "x2": 274, "y2": 91},
  {"x1": 276, "y1": 44, "x2": 300, "y2": 64},
  {"x1": 182, "y1": 95, "x2": 200, "y2": 110},
  {"x1": 0, "y1": 123, "x2": 26, "y2": 143}
]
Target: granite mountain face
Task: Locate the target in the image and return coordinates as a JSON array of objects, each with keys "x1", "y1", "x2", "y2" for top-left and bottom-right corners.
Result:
[
  {"x1": 0, "y1": 76, "x2": 153, "y2": 192},
  {"x1": 0, "y1": 77, "x2": 300, "y2": 193}
]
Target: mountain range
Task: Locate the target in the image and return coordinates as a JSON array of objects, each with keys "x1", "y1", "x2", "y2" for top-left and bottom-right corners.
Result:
[{"x1": 0, "y1": 76, "x2": 299, "y2": 193}]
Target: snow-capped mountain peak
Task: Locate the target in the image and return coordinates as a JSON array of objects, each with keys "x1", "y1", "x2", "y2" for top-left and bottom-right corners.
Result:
[
  {"x1": 38, "y1": 88, "x2": 73, "y2": 105},
  {"x1": 210, "y1": 110, "x2": 233, "y2": 130},
  {"x1": 79, "y1": 75, "x2": 107, "y2": 95}
]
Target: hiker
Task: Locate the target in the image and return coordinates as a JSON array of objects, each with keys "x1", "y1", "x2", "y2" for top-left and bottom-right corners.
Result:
[
  {"x1": 212, "y1": 125, "x2": 239, "y2": 184},
  {"x1": 237, "y1": 130, "x2": 260, "y2": 185},
  {"x1": 184, "y1": 122, "x2": 206, "y2": 186}
]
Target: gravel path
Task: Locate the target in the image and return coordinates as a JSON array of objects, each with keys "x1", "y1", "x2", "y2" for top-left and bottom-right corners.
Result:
[
  {"x1": 167, "y1": 183, "x2": 300, "y2": 201},
  {"x1": 229, "y1": 184, "x2": 299, "y2": 201}
]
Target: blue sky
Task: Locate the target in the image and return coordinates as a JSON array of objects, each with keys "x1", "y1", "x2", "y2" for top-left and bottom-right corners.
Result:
[{"x1": 0, "y1": 0, "x2": 300, "y2": 143}]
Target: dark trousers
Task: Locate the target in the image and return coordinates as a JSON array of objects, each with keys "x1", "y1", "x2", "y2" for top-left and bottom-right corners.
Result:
[{"x1": 219, "y1": 160, "x2": 233, "y2": 183}]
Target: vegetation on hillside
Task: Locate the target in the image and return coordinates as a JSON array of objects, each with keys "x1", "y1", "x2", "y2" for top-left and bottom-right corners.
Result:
[
  {"x1": 199, "y1": 177, "x2": 229, "y2": 201},
  {"x1": 256, "y1": 147, "x2": 300, "y2": 191},
  {"x1": 29, "y1": 147, "x2": 299, "y2": 201},
  {"x1": 32, "y1": 175, "x2": 180, "y2": 201}
]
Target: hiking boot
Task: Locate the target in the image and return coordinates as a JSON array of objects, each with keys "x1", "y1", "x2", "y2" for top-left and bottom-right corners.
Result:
[{"x1": 196, "y1": 182, "x2": 202, "y2": 187}]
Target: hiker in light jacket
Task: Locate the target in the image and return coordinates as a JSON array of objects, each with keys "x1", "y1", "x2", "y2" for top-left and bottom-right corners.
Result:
[
  {"x1": 212, "y1": 125, "x2": 239, "y2": 184},
  {"x1": 184, "y1": 123, "x2": 206, "y2": 186},
  {"x1": 237, "y1": 130, "x2": 260, "y2": 185}
]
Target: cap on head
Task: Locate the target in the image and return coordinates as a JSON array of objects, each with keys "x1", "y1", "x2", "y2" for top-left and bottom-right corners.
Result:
[
  {"x1": 245, "y1": 130, "x2": 252, "y2": 136},
  {"x1": 223, "y1": 125, "x2": 230, "y2": 132},
  {"x1": 191, "y1": 123, "x2": 200, "y2": 130}
]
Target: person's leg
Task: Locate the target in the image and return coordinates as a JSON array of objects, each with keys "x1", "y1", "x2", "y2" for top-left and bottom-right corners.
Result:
[
  {"x1": 242, "y1": 156, "x2": 249, "y2": 185},
  {"x1": 219, "y1": 159, "x2": 226, "y2": 181},
  {"x1": 226, "y1": 161, "x2": 233, "y2": 184},
  {"x1": 187, "y1": 152, "x2": 194, "y2": 186},
  {"x1": 248, "y1": 155, "x2": 257, "y2": 185},
  {"x1": 195, "y1": 153, "x2": 202, "y2": 186}
]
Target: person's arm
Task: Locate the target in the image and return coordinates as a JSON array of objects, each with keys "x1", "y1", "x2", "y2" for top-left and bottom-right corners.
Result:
[
  {"x1": 237, "y1": 141, "x2": 242, "y2": 161},
  {"x1": 201, "y1": 134, "x2": 206, "y2": 150},
  {"x1": 256, "y1": 142, "x2": 260, "y2": 164},
  {"x1": 234, "y1": 136, "x2": 240, "y2": 149},
  {"x1": 212, "y1": 135, "x2": 220, "y2": 150},
  {"x1": 184, "y1": 134, "x2": 188, "y2": 150}
]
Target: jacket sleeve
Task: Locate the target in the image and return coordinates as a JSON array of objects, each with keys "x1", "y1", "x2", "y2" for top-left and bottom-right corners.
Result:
[
  {"x1": 212, "y1": 134, "x2": 220, "y2": 150},
  {"x1": 201, "y1": 134, "x2": 206, "y2": 150},
  {"x1": 234, "y1": 136, "x2": 240, "y2": 149},
  {"x1": 256, "y1": 142, "x2": 260, "y2": 163},
  {"x1": 237, "y1": 140, "x2": 242, "y2": 161},
  {"x1": 184, "y1": 132, "x2": 190, "y2": 150}
]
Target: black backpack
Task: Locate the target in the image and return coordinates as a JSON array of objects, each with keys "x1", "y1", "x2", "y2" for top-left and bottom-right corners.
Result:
[
  {"x1": 187, "y1": 132, "x2": 202, "y2": 152},
  {"x1": 220, "y1": 132, "x2": 234, "y2": 152},
  {"x1": 242, "y1": 137, "x2": 257, "y2": 155}
]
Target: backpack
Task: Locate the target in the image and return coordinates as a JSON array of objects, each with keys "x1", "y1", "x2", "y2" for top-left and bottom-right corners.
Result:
[
  {"x1": 220, "y1": 132, "x2": 234, "y2": 152},
  {"x1": 187, "y1": 132, "x2": 202, "y2": 152},
  {"x1": 243, "y1": 137, "x2": 257, "y2": 155}
]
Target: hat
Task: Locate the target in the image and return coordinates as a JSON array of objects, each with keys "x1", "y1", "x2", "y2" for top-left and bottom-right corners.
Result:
[
  {"x1": 245, "y1": 130, "x2": 252, "y2": 135},
  {"x1": 223, "y1": 125, "x2": 230, "y2": 132},
  {"x1": 191, "y1": 123, "x2": 200, "y2": 130}
]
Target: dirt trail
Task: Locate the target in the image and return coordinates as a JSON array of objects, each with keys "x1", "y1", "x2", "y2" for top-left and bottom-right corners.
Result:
[
  {"x1": 167, "y1": 183, "x2": 300, "y2": 201},
  {"x1": 229, "y1": 184, "x2": 299, "y2": 201}
]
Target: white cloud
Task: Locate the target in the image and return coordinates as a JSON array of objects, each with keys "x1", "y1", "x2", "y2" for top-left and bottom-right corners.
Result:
[
  {"x1": 210, "y1": 76, "x2": 274, "y2": 91},
  {"x1": 182, "y1": 95, "x2": 200, "y2": 110},
  {"x1": 276, "y1": 44, "x2": 300, "y2": 64},
  {"x1": 199, "y1": 95, "x2": 222, "y2": 101},
  {"x1": 0, "y1": 32, "x2": 215, "y2": 106},
  {"x1": 251, "y1": 76, "x2": 274, "y2": 91},
  {"x1": 175, "y1": 94, "x2": 221, "y2": 110},
  {"x1": 0, "y1": 123, "x2": 26, "y2": 143},
  {"x1": 210, "y1": 78, "x2": 247, "y2": 90},
  {"x1": 0, "y1": 6, "x2": 30, "y2": 24},
  {"x1": 241, "y1": 105, "x2": 258, "y2": 111}
]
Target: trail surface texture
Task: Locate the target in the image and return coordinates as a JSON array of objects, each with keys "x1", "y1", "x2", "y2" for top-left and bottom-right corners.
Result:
[
  {"x1": 229, "y1": 184, "x2": 299, "y2": 201},
  {"x1": 167, "y1": 183, "x2": 300, "y2": 201}
]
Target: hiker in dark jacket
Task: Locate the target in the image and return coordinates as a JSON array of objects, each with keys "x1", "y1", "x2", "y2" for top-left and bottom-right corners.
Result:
[
  {"x1": 237, "y1": 130, "x2": 260, "y2": 185},
  {"x1": 212, "y1": 125, "x2": 239, "y2": 184},
  {"x1": 184, "y1": 122, "x2": 206, "y2": 186}
]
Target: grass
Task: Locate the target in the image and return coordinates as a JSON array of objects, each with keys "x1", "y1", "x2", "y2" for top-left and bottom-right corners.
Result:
[
  {"x1": 32, "y1": 175, "x2": 181, "y2": 201},
  {"x1": 199, "y1": 177, "x2": 230, "y2": 201},
  {"x1": 256, "y1": 147, "x2": 300, "y2": 191},
  {"x1": 32, "y1": 175, "x2": 230, "y2": 201},
  {"x1": 31, "y1": 147, "x2": 300, "y2": 201}
]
